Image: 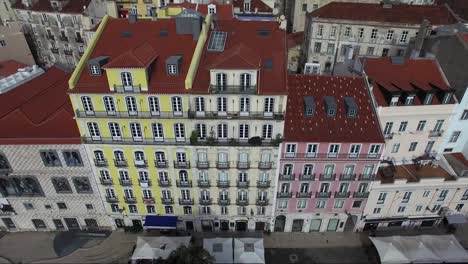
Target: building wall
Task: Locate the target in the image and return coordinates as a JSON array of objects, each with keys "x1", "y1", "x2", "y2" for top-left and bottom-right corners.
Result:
[
  {"x1": 303, "y1": 18, "x2": 423, "y2": 74},
  {"x1": 274, "y1": 141, "x2": 382, "y2": 232},
  {"x1": 376, "y1": 103, "x2": 456, "y2": 163},
  {"x1": 0, "y1": 0, "x2": 19, "y2": 29},
  {"x1": 438, "y1": 89, "x2": 468, "y2": 156},
  {"x1": 0, "y1": 25, "x2": 36, "y2": 65},
  {"x1": 0, "y1": 144, "x2": 112, "y2": 231}
]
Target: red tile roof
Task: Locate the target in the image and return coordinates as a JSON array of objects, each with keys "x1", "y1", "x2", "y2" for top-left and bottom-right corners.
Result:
[
  {"x1": 285, "y1": 74, "x2": 383, "y2": 143},
  {"x1": 74, "y1": 18, "x2": 199, "y2": 94},
  {"x1": 364, "y1": 57, "x2": 452, "y2": 106},
  {"x1": 308, "y1": 2, "x2": 458, "y2": 25},
  {"x1": 192, "y1": 19, "x2": 287, "y2": 95},
  {"x1": 13, "y1": 0, "x2": 91, "y2": 14},
  {"x1": 233, "y1": 0, "x2": 273, "y2": 13},
  {"x1": 0, "y1": 67, "x2": 80, "y2": 144},
  {"x1": 166, "y1": 2, "x2": 233, "y2": 20},
  {"x1": 103, "y1": 41, "x2": 158, "y2": 68},
  {"x1": 287, "y1": 32, "x2": 304, "y2": 49},
  {"x1": 0, "y1": 60, "x2": 27, "y2": 77},
  {"x1": 208, "y1": 43, "x2": 261, "y2": 69}
]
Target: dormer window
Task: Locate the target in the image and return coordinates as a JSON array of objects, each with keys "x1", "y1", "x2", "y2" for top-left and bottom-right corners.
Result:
[
  {"x1": 244, "y1": 2, "x2": 251, "y2": 12},
  {"x1": 404, "y1": 95, "x2": 414, "y2": 106},
  {"x1": 166, "y1": 56, "x2": 182, "y2": 76},
  {"x1": 167, "y1": 64, "x2": 177, "y2": 75},
  {"x1": 240, "y1": 73, "x2": 251, "y2": 88},
  {"x1": 324, "y1": 96, "x2": 337, "y2": 117},
  {"x1": 121, "y1": 72, "x2": 133, "y2": 88},
  {"x1": 390, "y1": 96, "x2": 399, "y2": 106},
  {"x1": 424, "y1": 93, "x2": 433, "y2": 105},
  {"x1": 208, "y1": 4, "x2": 216, "y2": 14},
  {"x1": 304, "y1": 96, "x2": 315, "y2": 117},
  {"x1": 87, "y1": 56, "x2": 109, "y2": 77},
  {"x1": 90, "y1": 65, "x2": 99, "y2": 75},
  {"x1": 344, "y1": 96, "x2": 358, "y2": 118},
  {"x1": 328, "y1": 109, "x2": 335, "y2": 116},
  {"x1": 442, "y1": 92, "x2": 452, "y2": 104}
]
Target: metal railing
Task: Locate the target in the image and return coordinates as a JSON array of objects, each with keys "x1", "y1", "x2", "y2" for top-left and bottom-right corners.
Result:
[
  {"x1": 257, "y1": 180, "x2": 270, "y2": 188},
  {"x1": 296, "y1": 192, "x2": 312, "y2": 198},
  {"x1": 138, "y1": 179, "x2": 151, "y2": 187},
  {"x1": 334, "y1": 191, "x2": 350, "y2": 198},
  {"x1": 256, "y1": 199, "x2": 269, "y2": 206},
  {"x1": 210, "y1": 85, "x2": 257, "y2": 94},
  {"x1": 106, "y1": 196, "x2": 118, "y2": 203},
  {"x1": 158, "y1": 180, "x2": 171, "y2": 187},
  {"x1": 353, "y1": 192, "x2": 369, "y2": 198},
  {"x1": 119, "y1": 179, "x2": 132, "y2": 186},
  {"x1": 279, "y1": 174, "x2": 295, "y2": 181},
  {"x1": 143, "y1": 197, "x2": 155, "y2": 204},
  {"x1": 299, "y1": 174, "x2": 315, "y2": 181},
  {"x1": 316, "y1": 192, "x2": 332, "y2": 198},
  {"x1": 94, "y1": 159, "x2": 108, "y2": 167},
  {"x1": 154, "y1": 160, "x2": 168, "y2": 168},
  {"x1": 319, "y1": 174, "x2": 336, "y2": 181},
  {"x1": 100, "y1": 178, "x2": 113, "y2": 185},
  {"x1": 113, "y1": 84, "x2": 141, "y2": 93},
  {"x1": 429, "y1": 130, "x2": 444, "y2": 138},
  {"x1": 179, "y1": 198, "x2": 194, "y2": 205},
  {"x1": 217, "y1": 180, "x2": 230, "y2": 188},
  {"x1": 161, "y1": 197, "x2": 173, "y2": 204},
  {"x1": 218, "y1": 198, "x2": 231, "y2": 205},
  {"x1": 174, "y1": 161, "x2": 190, "y2": 169},
  {"x1": 176, "y1": 180, "x2": 192, "y2": 187},
  {"x1": 134, "y1": 160, "x2": 148, "y2": 168},
  {"x1": 82, "y1": 137, "x2": 277, "y2": 147},
  {"x1": 236, "y1": 181, "x2": 250, "y2": 188},
  {"x1": 359, "y1": 174, "x2": 376, "y2": 181},
  {"x1": 216, "y1": 161, "x2": 230, "y2": 169},
  {"x1": 124, "y1": 196, "x2": 137, "y2": 203},
  {"x1": 75, "y1": 110, "x2": 188, "y2": 119},
  {"x1": 196, "y1": 161, "x2": 209, "y2": 169},
  {"x1": 340, "y1": 174, "x2": 356, "y2": 181},
  {"x1": 258, "y1": 162, "x2": 272, "y2": 170},
  {"x1": 197, "y1": 180, "x2": 211, "y2": 188},
  {"x1": 237, "y1": 162, "x2": 250, "y2": 169},
  {"x1": 236, "y1": 199, "x2": 249, "y2": 206},
  {"x1": 281, "y1": 153, "x2": 381, "y2": 160},
  {"x1": 114, "y1": 159, "x2": 128, "y2": 167},
  {"x1": 277, "y1": 192, "x2": 293, "y2": 198},
  {"x1": 199, "y1": 198, "x2": 212, "y2": 205},
  {"x1": 188, "y1": 110, "x2": 284, "y2": 120}
]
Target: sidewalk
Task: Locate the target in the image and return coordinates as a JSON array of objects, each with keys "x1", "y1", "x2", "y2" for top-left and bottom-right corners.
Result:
[
  {"x1": 264, "y1": 231, "x2": 364, "y2": 249},
  {"x1": 0, "y1": 232, "x2": 57, "y2": 263}
]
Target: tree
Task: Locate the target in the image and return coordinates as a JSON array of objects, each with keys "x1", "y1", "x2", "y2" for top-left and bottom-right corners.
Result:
[{"x1": 162, "y1": 245, "x2": 214, "y2": 264}]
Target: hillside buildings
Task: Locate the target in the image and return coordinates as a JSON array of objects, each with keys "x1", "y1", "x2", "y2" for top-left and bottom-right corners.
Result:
[{"x1": 0, "y1": 25, "x2": 35, "y2": 65}]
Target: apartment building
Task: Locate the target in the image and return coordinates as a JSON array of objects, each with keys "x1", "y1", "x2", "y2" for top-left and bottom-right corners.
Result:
[
  {"x1": 232, "y1": 0, "x2": 275, "y2": 17},
  {"x1": 302, "y1": 2, "x2": 457, "y2": 74},
  {"x1": 363, "y1": 57, "x2": 457, "y2": 164},
  {"x1": 0, "y1": 25, "x2": 36, "y2": 65},
  {"x1": 359, "y1": 155, "x2": 468, "y2": 231},
  {"x1": 13, "y1": 0, "x2": 107, "y2": 69},
  {"x1": 0, "y1": 61, "x2": 111, "y2": 231},
  {"x1": 68, "y1": 12, "x2": 287, "y2": 232},
  {"x1": 273, "y1": 75, "x2": 384, "y2": 232}
]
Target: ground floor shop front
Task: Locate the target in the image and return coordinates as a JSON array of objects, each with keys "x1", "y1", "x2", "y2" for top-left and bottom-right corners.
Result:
[{"x1": 272, "y1": 213, "x2": 357, "y2": 232}]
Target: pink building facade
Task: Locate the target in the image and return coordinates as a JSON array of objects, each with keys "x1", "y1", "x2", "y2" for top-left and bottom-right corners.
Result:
[{"x1": 274, "y1": 75, "x2": 384, "y2": 232}]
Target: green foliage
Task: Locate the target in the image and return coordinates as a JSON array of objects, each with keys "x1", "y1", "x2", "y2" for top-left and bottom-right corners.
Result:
[{"x1": 272, "y1": 134, "x2": 283, "y2": 146}]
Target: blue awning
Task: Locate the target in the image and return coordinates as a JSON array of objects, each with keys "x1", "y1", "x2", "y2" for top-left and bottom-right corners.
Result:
[{"x1": 144, "y1": 215, "x2": 177, "y2": 229}]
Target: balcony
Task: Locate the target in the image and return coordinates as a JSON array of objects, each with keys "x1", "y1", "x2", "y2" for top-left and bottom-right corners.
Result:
[
  {"x1": 196, "y1": 161, "x2": 209, "y2": 169},
  {"x1": 143, "y1": 197, "x2": 155, "y2": 204},
  {"x1": 218, "y1": 198, "x2": 231, "y2": 206},
  {"x1": 279, "y1": 174, "x2": 295, "y2": 181},
  {"x1": 197, "y1": 180, "x2": 211, "y2": 188},
  {"x1": 316, "y1": 192, "x2": 332, "y2": 198},
  {"x1": 340, "y1": 174, "x2": 356, "y2": 181},
  {"x1": 299, "y1": 174, "x2": 315, "y2": 181},
  {"x1": 296, "y1": 192, "x2": 312, "y2": 198},
  {"x1": 188, "y1": 111, "x2": 284, "y2": 120},
  {"x1": 277, "y1": 192, "x2": 293, "y2": 198},
  {"x1": 100, "y1": 178, "x2": 113, "y2": 185},
  {"x1": 353, "y1": 192, "x2": 370, "y2": 198},
  {"x1": 114, "y1": 159, "x2": 128, "y2": 167},
  {"x1": 82, "y1": 137, "x2": 277, "y2": 147},
  {"x1": 429, "y1": 130, "x2": 444, "y2": 138},
  {"x1": 199, "y1": 198, "x2": 213, "y2": 205},
  {"x1": 281, "y1": 153, "x2": 381, "y2": 160},
  {"x1": 106, "y1": 196, "x2": 118, "y2": 203},
  {"x1": 139, "y1": 179, "x2": 151, "y2": 187},
  {"x1": 93, "y1": 158, "x2": 108, "y2": 167},
  {"x1": 154, "y1": 160, "x2": 168, "y2": 168},
  {"x1": 217, "y1": 180, "x2": 230, "y2": 188},
  {"x1": 179, "y1": 198, "x2": 194, "y2": 205},
  {"x1": 236, "y1": 199, "x2": 249, "y2": 206},
  {"x1": 359, "y1": 174, "x2": 376, "y2": 181},
  {"x1": 334, "y1": 191, "x2": 351, "y2": 198},
  {"x1": 158, "y1": 180, "x2": 171, "y2": 187},
  {"x1": 176, "y1": 180, "x2": 192, "y2": 187},
  {"x1": 124, "y1": 196, "x2": 137, "y2": 203},
  {"x1": 258, "y1": 162, "x2": 272, "y2": 170},
  {"x1": 216, "y1": 161, "x2": 230, "y2": 169},
  {"x1": 75, "y1": 110, "x2": 189, "y2": 119},
  {"x1": 134, "y1": 160, "x2": 148, "y2": 168},
  {"x1": 210, "y1": 85, "x2": 256, "y2": 94},
  {"x1": 50, "y1": 48, "x2": 59, "y2": 54},
  {"x1": 161, "y1": 197, "x2": 173, "y2": 205},
  {"x1": 119, "y1": 179, "x2": 132, "y2": 186},
  {"x1": 113, "y1": 84, "x2": 141, "y2": 93},
  {"x1": 237, "y1": 161, "x2": 250, "y2": 169},
  {"x1": 257, "y1": 180, "x2": 270, "y2": 188},
  {"x1": 256, "y1": 199, "x2": 269, "y2": 206},
  {"x1": 59, "y1": 36, "x2": 68, "y2": 42},
  {"x1": 236, "y1": 181, "x2": 250, "y2": 188},
  {"x1": 319, "y1": 174, "x2": 336, "y2": 181},
  {"x1": 384, "y1": 133, "x2": 394, "y2": 139},
  {"x1": 174, "y1": 161, "x2": 190, "y2": 169}
]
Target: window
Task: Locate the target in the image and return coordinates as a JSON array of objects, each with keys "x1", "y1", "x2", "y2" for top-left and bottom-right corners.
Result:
[
  {"x1": 370, "y1": 29, "x2": 378, "y2": 39},
  {"x1": 304, "y1": 144, "x2": 318, "y2": 158},
  {"x1": 87, "y1": 122, "x2": 101, "y2": 140},
  {"x1": 368, "y1": 145, "x2": 381, "y2": 158},
  {"x1": 319, "y1": 183, "x2": 329, "y2": 193},
  {"x1": 443, "y1": 93, "x2": 453, "y2": 104},
  {"x1": 24, "y1": 202, "x2": 34, "y2": 210},
  {"x1": 425, "y1": 141, "x2": 435, "y2": 153},
  {"x1": 397, "y1": 206, "x2": 405, "y2": 213},
  {"x1": 399, "y1": 121, "x2": 408, "y2": 132},
  {"x1": 167, "y1": 64, "x2": 177, "y2": 75},
  {"x1": 195, "y1": 97, "x2": 205, "y2": 113},
  {"x1": 103, "y1": 96, "x2": 115, "y2": 114},
  {"x1": 40, "y1": 151, "x2": 61, "y2": 167},
  {"x1": 73, "y1": 177, "x2": 92, "y2": 193},
  {"x1": 386, "y1": 30, "x2": 394, "y2": 40},
  {"x1": 151, "y1": 123, "x2": 164, "y2": 141},
  {"x1": 51, "y1": 177, "x2": 72, "y2": 193},
  {"x1": 409, "y1": 142, "x2": 418, "y2": 151},
  {"x1": 109, "y1": 122, "x2": 122, "y2": 141},
  {"x1": 240, "y1": 97, "x2": 250, "y2": 113},
  {"x1": 352, "y1": 200, "x2": 362, "y2": 208},
  {"x1": 455, "y1": 204, "x2": 464, "y2": 212},
  {"x1": 314, "y1": 42, "x2": 321, "y2": 53},
  {"x1": 217, "y1": 97, "x2": 227, "y2": 113},
  {"x1": 174, "y1": 123, "x2": 185, "y2": 141},
  {"x1": 121, "y1": 72, "x2": 133, "y2": 87},
  {"x1": 81, "y1": 96, "x2": 94, "y2": 113},
  {"x1": 239, "y1": 124, "x2": 249, "y2": 139},
  {"x1": 422, "y1": 190, "x2": 430, "y2": 197},
  {"x1": 432, "y1": 204, "x2": 442, "y2": 212},
  {"x1": 415, "y1": 205, "x2": 423, "y2": 212},
  {"x1": 417, "y1": 120, "x2": 426, "y2": 131},
  {"x1": 240, "y1": 73, "x2": 252, "y2": 89},
  {"x1": 184, "y1": 206, "x2": 192, "y2": 214},
  {"x1": 358, "y1": 183, "x2": 368, "y2": 193},
  {"x1": 462, "y1": 190, "x2": 468, "y2": 200},
  {"x1": 392, "y1": 143, "x2": 400, "y2": 153},
  {"x1": 262, "y1": 124, "x2": 272, "y2": 139},
  {"x1": 327, "y1": 43, "x2": 335, "y2": 54},
  {"x1": 461, "y1": 110, "x2": 468, "y2": 120},
  {"x1": 449, "y1": 131, "x2": 461, "y2": 143},
  {"x1": 323, "y1": 164, "x2": 334, "y2": 176},
  {"x1": 89, "y1": 65, "x2": 99, "y2": 75},
  {"x1": 85, "y1": 204, "x2": 94, "y2": 210},
  {"x1": 328, "y1": 144, "x2": 340, "y2": 158},
  {"x1": 349, "y1": 144, "x2": 361, "y2": 158},
  {"x1": 216, "y1": 73, "x2": 227, "y2": 88},
  {"x1": 344, "y1": 27, "x2": 351, "y2": 37},
  {"x1": 126, "y1": 96, "x2": 138, "y2": 115},
  {"x1": 317, "y1": 25, "x2": 323, "y2": 36},
  {"x1": 330, "y1": 26, "x2": 337, "y2": 37},
  {"x1": 400, "y1": 30, "x2": 409, "y2": 42},
  {"x1": 303, "y1": 165, "x2": 313, "y2": 176},
  {"x1": 130, "y1": 122, "x2": 143, "y2": 141},
  {"x1": 148, "y1": 97, "x2": 160, "y2": 115},
  {"x1": 373, "y1": 208, "x2": 381, "y2": 214},
  {"x1": 405, "y1": 95, "x2": 414, "y2": 105},
  {"x1": 297, "y1": 200, "x2": 307, "y2": 209},
  {"x1": 171, "y1": 96, "x2": 183, "y2": 113},
  {"x1": 304, "y1": 62, "x2": 320, "y2": 74},
  {"x1": 264, "y1": 97, "x2": 274, "y2": 113},
  {"x1": 302, "y1": 3, "x2": 307, "y2": 11},
  {"x1": 384, "y1": 122, "x2": 393, "y2": 135},
  {"x1": 358, "y1": 28, "x2": 364, "y2": 38},
  {"x1": 196, "y1": 123, "x2": 206, "y2": 139},
  {"x1": 334, "y1": 200, "x2": 344, "y2": 208},
  {"x1": 382, "y1": 48, "x2": 389, "y2": 57},
  {"x1": 285, "y1": 144, "x2": 296, "y2": 157},
  {"x1": 316, "y1": 200, "x2": 326, "y2": 208},
  {"x1": 218, "y1": 123, "x2": 228, "y2": 139},
  {"x1": 280, "y1": 183, "x2": 290, "y2": 193},
  {"x1": 32, "y1": 219, "x2": 46, "y2": 229},
  {"x1": 278, "y1": 200, "x2": 288, "y2": 209},
  {"x1": 366, "y1": 47, "x2": 374, "y2": 56},
  {"x1": 424, "y1": 93, "x2": 433, "y2": 105},
  {"x1": 402, "y1": 192, "x2": 412, "y2": 203},
  {"x1": 129, "y1": 205, "x2": 138, "y2": 213},
  {"x1": 63, "y1": 151, "x2": 83, "y2": 166},
  {"x1": 377, "y1": 192, "x2": 387, "y2": 204},
  {"x1": 343, "y1": 166, "x2": 354, "y2": 176},
  {"x1": 57, "y1": 202, "x2": 67, "y2": 209},
  {"x1": 146, "y1": 205, "x2": 155, "y2": 214},
  {"x1": 438, "y1": 190, "x2": 448, "y2": 201},
  {"x1": 0, "y1": 40, "x2": 5, "y2": 47}
]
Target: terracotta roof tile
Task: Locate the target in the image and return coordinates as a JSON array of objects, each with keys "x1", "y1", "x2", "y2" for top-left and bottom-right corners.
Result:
[
  {"x1": 104, "y1": 41, "x2": 158, "y2": 68},
  {"x1": 0, "y1": 60, "x2": 28, "y2": 77},
  {"x1": 0, "y1": 67, "x2": 80, "y2": 144},
  {"x1": 364, "y1": 57, "x2": 452, "y2": 106},
  {"x1": 208, "y1": 43, "x2": 261, "y2": 69},
  {"x1": 308, "y1": 2, "x2": 458, "y2": 25},
  {"x1": 285, "y1": 74, "x2": 384, "y2": 143}
]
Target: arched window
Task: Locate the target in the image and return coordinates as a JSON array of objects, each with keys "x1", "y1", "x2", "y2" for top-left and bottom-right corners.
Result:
[{"x1": 121, "y1": 72, "x2": 133, "y2": 87}]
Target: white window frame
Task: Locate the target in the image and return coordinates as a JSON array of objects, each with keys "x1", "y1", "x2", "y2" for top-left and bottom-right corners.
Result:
[
  {"x1": 151, "y1": 123, "x2": 164, "y2": 142},
  {"x1": 87, "y1": 122, "x2": 101, "y2": 140},
  {"x1": 174, "y1": 123, "x2": 185, "y2": 142},
  {"x1": 148, "y1": 96, "x2": 160, "y2": 116},
  {"x1": 108, "y1": 122, "x2": 122, "y2": 141},
  {"x1": 81, "y1": 96, "x2": 94, "y2": 114},
  {"x1": 103, "y1": 96, "x2": 116, "y2": 115},
  {"x1": 130, "y1": 122, "x2": 143, "y2": 141},
  {"x1": 171, "y1": 96, "x2": 183, "y2": 115}
]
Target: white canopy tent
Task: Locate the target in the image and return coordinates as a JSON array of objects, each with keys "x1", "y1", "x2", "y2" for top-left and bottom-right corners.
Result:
[
  {"x1": 203, "y1": 238, "x2": 234, "y2": 264},
  {"x1": 234, "y1": 238, "x2": 265, "y2": 264},
  {"x1": 131, "y1": 236, "x2": 191, "y2": 262},
  {"x1": 370, "y1": 235, "x2": 468, "y2": 264}
]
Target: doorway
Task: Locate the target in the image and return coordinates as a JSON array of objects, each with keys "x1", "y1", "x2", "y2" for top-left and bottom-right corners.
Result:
[
  {"x1": 309, "y1": 219, "x2": 321, "y2": 232},
  {"x1": 274, "y1": 215, "x2": 286, "y2": 232},
  {"x1": 186, "y1": 221, "x2": 194, "y2": 231},
  {"x1": 220, "y1": 221, "x2": 229, "y2": 231},
  {"x1": 255, "y1": 222, "x2": 265, "y2": 231},
  {"x1": 64, "y1": 218, "x2": 80, "y2": 230},
  {"x1": 132, "y1": 220, "x2": 142, "y2": 231},
  {"x1": 235, "y1": 221, "x2": 248, "y2": 231},
  {"x1": 201, "y1": 220, "x2": 213, "y2": 232},
  {"x1": 115, "y1": 219, "x2": 125, "y2": 228},
  {"x1": 292, "y1": 219, "x2": 304, "y2": 232},
  {"x1": 327, "y1": 219, "x2": 339, "y2": 231}
]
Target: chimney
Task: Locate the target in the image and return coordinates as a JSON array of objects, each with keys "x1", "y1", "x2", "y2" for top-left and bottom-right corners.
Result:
[{"x1": 410, "y1": 19, "x2": 431, "y2": 58}]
